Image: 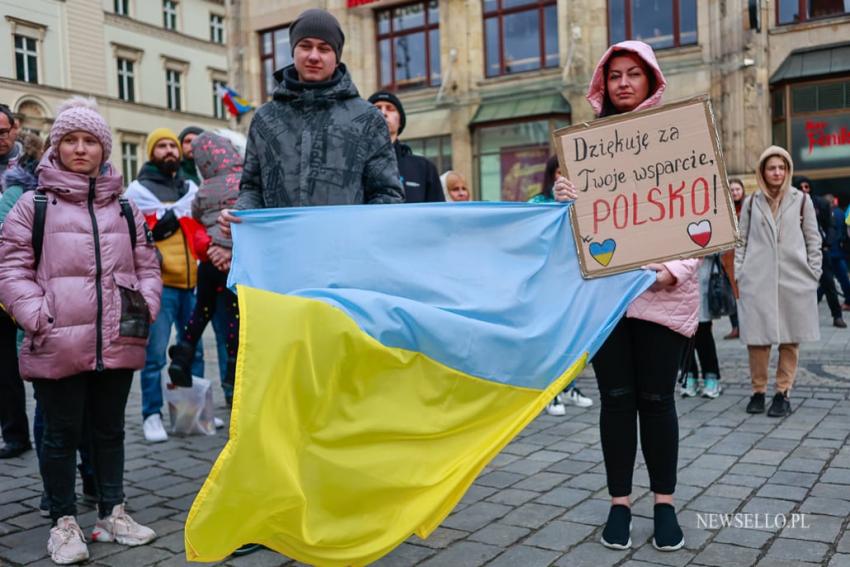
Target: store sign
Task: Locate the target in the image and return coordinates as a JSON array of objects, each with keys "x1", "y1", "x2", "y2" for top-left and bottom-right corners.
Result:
[
  {"x1": 791, "y1": 115, "x2": 850, "y2": 171},
  {"x1": 347, "y1": 0, "x2": 379, "y2": 6},
  {"x1": 553, "y1": 96, "x2": 738, "y2": 278}
]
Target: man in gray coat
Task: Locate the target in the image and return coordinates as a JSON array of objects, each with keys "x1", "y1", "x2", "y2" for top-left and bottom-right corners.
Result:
[{"x1": 218, "y1": 8, "x2": 404, "y2": 257}]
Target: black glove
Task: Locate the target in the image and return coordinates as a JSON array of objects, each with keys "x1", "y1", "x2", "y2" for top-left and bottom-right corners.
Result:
[{"x1": 151, "y1": 209, "x2": 180, "y2": 241}]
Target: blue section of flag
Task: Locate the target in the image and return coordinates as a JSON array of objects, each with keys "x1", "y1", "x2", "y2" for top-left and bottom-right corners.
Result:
[{"x1": 228, "y1": 203, "x2": 655, "y2": 389}]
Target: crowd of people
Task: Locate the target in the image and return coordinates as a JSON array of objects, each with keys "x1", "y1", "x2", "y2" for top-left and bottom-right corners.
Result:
[{"x1": 0, "y1": 7, "x2": 847, "y2": 565}]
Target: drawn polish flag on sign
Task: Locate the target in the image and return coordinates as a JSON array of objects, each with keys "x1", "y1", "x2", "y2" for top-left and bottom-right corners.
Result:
[{"x1": 348, "y1": 0, "x2": 379, "y2": 6}]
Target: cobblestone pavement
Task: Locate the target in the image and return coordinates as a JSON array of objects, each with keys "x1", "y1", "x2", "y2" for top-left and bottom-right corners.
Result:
[{"x1": 2, "y1": 304, "x2": 849, "y2": 567}]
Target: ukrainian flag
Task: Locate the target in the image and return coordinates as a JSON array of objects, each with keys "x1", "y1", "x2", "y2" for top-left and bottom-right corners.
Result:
[{"x1": 184, "y1": 203, "x2": 655, "y2": 565}]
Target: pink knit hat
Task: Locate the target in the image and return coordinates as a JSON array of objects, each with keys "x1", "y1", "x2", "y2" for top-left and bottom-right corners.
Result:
[{"x1": 50, "y1": 97, "x2": 112, "y2": 161}]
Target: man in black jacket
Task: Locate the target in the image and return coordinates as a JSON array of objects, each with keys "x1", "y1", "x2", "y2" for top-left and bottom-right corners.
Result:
[{"x1": 369, "y1": 91, "x2": 444, "y2": 203}]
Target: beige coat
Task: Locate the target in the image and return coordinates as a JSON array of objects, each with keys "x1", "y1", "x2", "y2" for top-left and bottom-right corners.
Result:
[{"x1": 734, "y1": 146, "x2": 822, "y2": 345}]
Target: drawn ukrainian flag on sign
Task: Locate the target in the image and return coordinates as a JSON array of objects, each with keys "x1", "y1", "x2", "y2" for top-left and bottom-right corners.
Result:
[{"x1": 184, "y1": 202, "x2": 655, "y2": 566}]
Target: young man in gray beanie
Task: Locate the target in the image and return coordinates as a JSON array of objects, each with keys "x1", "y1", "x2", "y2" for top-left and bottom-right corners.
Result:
[{"x1": 217, "y1": 7, "x2": 404, "y2": 249}]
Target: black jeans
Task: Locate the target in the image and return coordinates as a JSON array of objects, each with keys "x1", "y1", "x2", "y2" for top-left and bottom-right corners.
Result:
[
  {"x1": 182, "y1": 261, "x2": 239, "y2": 387},
  {"x1": 688, "y1": 321, "x2": 720, "y2": 378},
  {"x1": 0, "y1": 311, "x2": 29, "y2": 447},
  {"x1": 592, "y1": 317, "x2": 688, "y2": 497},
  {"x1": 32, "y1": 370, "x2": 133, "y2": 521},
  {"x1": 818, "y1": 253, "x2": 843, "y2": 318}
]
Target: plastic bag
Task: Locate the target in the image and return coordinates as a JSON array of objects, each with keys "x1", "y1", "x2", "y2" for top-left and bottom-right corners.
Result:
[{"x1": 164, "y1": 377, "x2": 216, "y2": 436}]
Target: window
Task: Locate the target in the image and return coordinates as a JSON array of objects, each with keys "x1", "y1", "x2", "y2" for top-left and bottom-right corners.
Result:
[
  {"x1": 778, "y1": 0, "x2": 850, "y2": 24},
  {"x1": 608, "y1": 0, "x2": 698, "y2": 49},
  {"x1": 405, "y1": 135, "x2": 452, "y2": 173},
  {"x1": 483, "y1": 0, "x2": 558, "y2": 78},
  {"x1": 14, "y1": 35, "x2": 38, "y2": 84},
  {"x1": 114, "y1": 0, "x2": 129, "y2": 16},
  {"x1": 259, "y1": 25, "x2": 293, "y2": 99},
  {"x1": 117, "y1": 58, "x2": 135, "y2": 102},
  {"x1": 210, "y1": 14, "x2": 225, "y2": 44},
  {"x1": 163, "y1": 0, "x2": 178, "y2": 31},
  {"x1": 166, "y1": 69, "x2": 182, "y2": 111},
  {"x1": 121, "y1": 142, "x2": 139, "y2": 182},
  {"x1": 212, "y1": 79, "x2": 227, "y2": 119},
  {"x1": 376, "y1": 1, "x2": 441, "y2": 90},
  {"x1": 792, "y1": 81, "x2": 850, "y2": 113}
]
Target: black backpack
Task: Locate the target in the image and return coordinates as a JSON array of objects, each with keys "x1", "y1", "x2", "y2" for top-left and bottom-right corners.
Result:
[{"x1": 32, "y1": 190, "x2": 137, "y2": 267}]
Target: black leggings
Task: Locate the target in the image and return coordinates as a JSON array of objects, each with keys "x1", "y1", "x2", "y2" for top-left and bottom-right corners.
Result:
[
  {"x1": 688, "y1": 321, "x2": 720, "y2": 378},
  {"x1": 592, "y1": 317, "x2": 689, "y2": 497},
  {"x1": 182, "y1": 261, "x2": 239, "y2": 369}
]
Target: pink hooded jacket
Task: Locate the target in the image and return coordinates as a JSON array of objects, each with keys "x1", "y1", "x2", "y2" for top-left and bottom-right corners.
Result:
[
  {"x1": 0, "y1": 149, "x2": 162, "y2": 379},
  {"x1": 586, "y1": 41, "x2": 700, "y2": 337}
]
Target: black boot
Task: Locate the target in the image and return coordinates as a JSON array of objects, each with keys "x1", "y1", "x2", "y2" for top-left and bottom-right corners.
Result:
[
  {"x1": 767, "y1": 391, "x2": 792, "y2": 417},
  {"x1": 746, "y1": 392, "x2": 765, "y2": 414},
  {"x1": 167, "y1": 342, "x2": 195, "y2": 387}
]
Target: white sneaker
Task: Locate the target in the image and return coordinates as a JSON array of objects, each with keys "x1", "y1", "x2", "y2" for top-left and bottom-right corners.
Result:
[
  {"x1": 47, "y1": 516, "x2": 89, "y2": 565},
  {"x1": 91, "y1": 503, "x2": 156, "y2": 546},
  {"x1": 680, "y1": 375, "x2": 699, "y2": 398},
  {"x1": 214, "y1": 417, "x2": 224, "y2": 429},
  {"x1": 563, "y1": 387, "x2": 593, "y2": 408},
  {"x1": 545, "y1": 395, "x2": 567, "y2": 416},
  {"x1": 142, "y1": 414, "x2": 168, "y2": 443}
]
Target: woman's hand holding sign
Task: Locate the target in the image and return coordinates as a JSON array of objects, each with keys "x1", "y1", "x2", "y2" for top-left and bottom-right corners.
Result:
[{"x1": 553, "y1": 176, "x2": 578, "y2": 202}]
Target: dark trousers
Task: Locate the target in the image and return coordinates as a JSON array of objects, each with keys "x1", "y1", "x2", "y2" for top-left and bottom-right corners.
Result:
[
  {"x1": 688, "y1": 321, "x2": 720, "y2": 378},
  {"x1": 818, "y1": 255, "x2": 843, "y2": 318},
  {"x1": 32, "y1": 370, "x2": 133, "y2": 521},
  {"x1": 592, "y1": 318, "x2": 688, "y2": 497},
  {"x1": 831, "y1": 255, "x2": 850, "y2": 302},
  {"x1": 182, "y1": 261, "x2": 239, "y2": 389},
  {"x1": 34, "y1": 400, "x2": 95, "y2": 480},
  {"x1": 0, "y1": 311, "x2": 29, "y2": 447},
  {"x1": 728, "y1": 304, "x2": 739, "y2": 329}
]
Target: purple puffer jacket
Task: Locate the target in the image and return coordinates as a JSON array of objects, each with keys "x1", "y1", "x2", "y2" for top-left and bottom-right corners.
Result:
[{"x1": 0, "y1": 149, "x2": 162, "y2": 380}]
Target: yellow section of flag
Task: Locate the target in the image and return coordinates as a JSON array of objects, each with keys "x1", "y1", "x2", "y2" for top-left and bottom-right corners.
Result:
[{"x1": 184, "y1": 286, "x2": 585, "y2": 565}]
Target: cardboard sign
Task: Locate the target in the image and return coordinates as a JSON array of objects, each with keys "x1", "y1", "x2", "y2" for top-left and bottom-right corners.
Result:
[{"x1": 553, "y1": 96, "x2": 739, "y2": 278}]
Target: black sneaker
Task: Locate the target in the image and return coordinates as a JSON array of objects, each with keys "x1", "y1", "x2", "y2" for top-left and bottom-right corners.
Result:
[
  {"x1": 767, "y1": 392, "x2": 791, "y2": 417},
  {"x1": 601, "y1": 504, "x2": 632, "y2": 550},
  {"x1": 834, "y1": 318, "x2": 847, "y2": 328},
  {"x1": 232, "y1": 543, "x2": 265, "y2": 556},
  {"x1": 746, "y1": 392, "x2": 765, "y2": 414},
  {"x1": 39, "y1": 491, "x2": 50, "y2": 518},
  {"x1": 652, "y1": 503, "x2": 684, "y2": 551}
]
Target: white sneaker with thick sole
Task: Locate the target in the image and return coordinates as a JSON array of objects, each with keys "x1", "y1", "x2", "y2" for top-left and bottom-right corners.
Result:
[
  {"x1": 545, "y1": 396, "x2": 566, "y2": 416},
  {"x1": 47, "y1": 516, "x2": 89, "y2": 565},
  {"x1": 214, "y1": 417, "x2": 224, "y2": 428},
  {"x1": 563, "y1": 387, "x2": 593, "y2": 408},
  {"x1": 91, "y1": 504, "x2": 156, "y2": 546},
  {"x1": 143, "y1": 414, "x2": 168, "y2": 443}
]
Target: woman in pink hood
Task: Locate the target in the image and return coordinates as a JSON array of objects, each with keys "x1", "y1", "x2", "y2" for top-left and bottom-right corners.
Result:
[
  {"x1": 0, "y1": 97, "x2": 161, "y2": 564},
  {"x1": 554, "y1": 41, "x2": 698, "y2": 552}
]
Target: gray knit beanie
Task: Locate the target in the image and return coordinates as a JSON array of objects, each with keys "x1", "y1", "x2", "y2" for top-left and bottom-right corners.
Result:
[{"x1": 289, "y1": 9, "x2": 345, "y2": 63}]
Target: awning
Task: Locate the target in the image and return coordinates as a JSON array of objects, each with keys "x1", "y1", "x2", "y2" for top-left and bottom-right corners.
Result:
[
  {"x1": 402, "y1": 107, "x2": 451, "y2": 140},
  {"x1": 470, "y1": 93, "x2": 571, "y2": 125},
  {"x1": 770, "y1": 41, "x2": 850, "y2": 84}
]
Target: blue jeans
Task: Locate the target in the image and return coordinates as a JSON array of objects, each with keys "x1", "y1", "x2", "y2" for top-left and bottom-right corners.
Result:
[
  {"x1": 140, "y1": 286, "x2": 204, "y2": 420},
  {"x1": 212, "y1": 293, "x2": 233, "y2": 401}
]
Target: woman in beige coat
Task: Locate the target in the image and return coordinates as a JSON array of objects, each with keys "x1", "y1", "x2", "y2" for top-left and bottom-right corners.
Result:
[{"x1": 735, "y1": 146, "x2": 822, "y2": 418}]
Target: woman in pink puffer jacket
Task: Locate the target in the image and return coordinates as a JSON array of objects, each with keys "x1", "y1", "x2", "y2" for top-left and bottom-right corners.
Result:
[
  {"x1": 0, "y1": 98, "x2": 161, "y2": 564},
  {"x1": 553, "y1": 41, "x2": 699, "y2": 553}
]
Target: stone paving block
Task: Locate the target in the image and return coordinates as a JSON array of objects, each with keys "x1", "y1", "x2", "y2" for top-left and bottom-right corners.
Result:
[
  {"x1": 96, "y1": 545, "x2": 173, "y2": 566},
  {"x1": 712, "y1": 526, "x2": 773, "y2": 548},
  {"x1": 490, "y1": 453, "x2": 520, "y2": 468},
  {"x1": 0, "y1": 503, "x2": 29, "y2": 522},
  {"x1": 533, "y1": 486, "x2": 591, "y2": 509},
  {"x1": 790, "y1": 446, "x2": 836, "y2": 460},
  {"x1": 545, "y1": 440, "x2": 589, "y2": 454},
  {"x1": 754, "y1": 437, "x2": 802, "y2": 452},
  {"x1": 523, "y1": 520, "x2": 594, "y2": 551},
  {"x1": 778, "y1": 457, "x2": 827, "y2": 473},
  {"x1": 521, "y1": 433, "x2": 565, "y2": 447},
  {"x1": 728, "y1": 463, "x2": 776, "y2": 477},
  {"x1": 692, "y1": 542, "x2": 760, "y2": 566},
  {"x1": 485, "y1": 488, "x2": 539, "y2": 507},
  {"x1": 717, "y1": 473, "x2": 766, "y2": 488},
  {"x1": 468, "y1": 523, "x2": 530, "y2": 547},
  {"x1": 526, "y1": 450, "x2": 570, "y2": 463},
  {"x1": 543, "y1": 459, "x2": 595, "y2": 475},
  {"x1": 411, "y1": 527, "x2": 469, "y2": 549},
  {"x1": 485, "y1": 545, "x2": 561, "y2": 567},
  {"x1": 565, "y1": 473, "x2": 607, "y2": 492},
  {"x1": 755, "y1": 483, "x2": 808, "y2": 501},
  {"x1": 419, "y1": 541, "x2": 503, "y2": 567},
  {"x1": 702, "y1": 483, "x2": 753, "y2": 500},
  {"x1": 799, "y1": 495, "x2": 850, "y2": 516},
  {"x1": 677, "y1": 465, "x2": 725, "y2": 486},
  {"x1": 801, "y1": 438, "x2": 843, "y2": 449},
  {"x1": 740, "y1": 448, "x2": 787, "y2": 465},
  {"x1": 765, "y1": 538, "x2": 830, "y2": 563},
  {"x1": 476, "y1": 470, "x2": 526, "y2": 489},
  {"x1": 442, "y1": 502, "x2": 512, "y2": 532},
  {"x1": 500, "y1": 502, "x2": 562, "y2": 529},
  {"x1": 458, "y1": 485, "x2": 498, "y2": 508},
  {"x1": 503, "y1": 442, "x2": 546, "y2": 457},
  {"x1": 499, "y1": 458, "x2": 554, "y2": 476},
  {"x1": 839, "y1": 530, "x2": 850, "y2": 553},
  {"x1": 373, "y1": 543, "x2": 436, "y2": 567},
  {"x1": 150, "y1": 528, "x2": 185, "y2": 554},
  {"x1": 687, "y1": 454, "x2": 738, "y2": 471},
  {"x1": 740, "y1": 496, "x2": 797, "y2": 517},
  {"x1": 821, "y1": 467, "x2": 850, "y2": 484},
  {"x1": 829, "y1": 554, "x2": 850, "y2": 567},
  {"x1": 631, "y1": 545, "x2": 695, "y2": 567},
  {"x1": 769, "y1": 470, "x2": 819, "y2": 488},
  {"x1": 511, "y1": 472, "x2": 569, "y2": 493},
  {"x1": 560, "y1": 499, "x2": 609, "y2": 526},
  {"x1": 779, "y1": 513, "x2": 843, "y2": 543},
  {"x1": 685, "y1": 495, "x2": 743, "y2": 514},
  {"x1": 553, "y1": 542, "x2": 625, "y2": 567}
]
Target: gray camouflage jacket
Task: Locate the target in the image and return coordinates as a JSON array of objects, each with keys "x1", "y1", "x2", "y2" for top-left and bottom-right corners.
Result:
[{"x1": 235, "y1": 64, "x2": 404, "y2": 209}]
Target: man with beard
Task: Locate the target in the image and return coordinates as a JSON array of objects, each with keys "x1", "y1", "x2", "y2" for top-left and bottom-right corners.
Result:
[
  {"x1": 0, "y1": 104, "x2": 21, "y2": 178},
  {"x1": 126, "y1": 128, "x2": 205, "y2": 442},
  {"x1": 178, "y1": 126, "x2": 203, "y2": 185}
]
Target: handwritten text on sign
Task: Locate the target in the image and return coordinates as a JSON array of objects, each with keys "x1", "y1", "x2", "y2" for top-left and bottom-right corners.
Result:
[{"x1": 553, "y1": 97, "x2": 738, "y2": 278}]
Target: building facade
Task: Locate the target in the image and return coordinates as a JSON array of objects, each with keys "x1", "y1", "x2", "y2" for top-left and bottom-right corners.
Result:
[
  {"x1": 229, "y1": 0, "x2": 850, "y2": 202},
  {"x1": 1, "y1": 0, "x2": 230, "y2": 182}
]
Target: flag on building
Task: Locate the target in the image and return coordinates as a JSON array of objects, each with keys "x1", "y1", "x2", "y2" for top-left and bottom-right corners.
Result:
[
  {"x1": 183, "y1": 203, "x2": 655, "y2": 565},
  {"x1": 215, "y1": 85, "x2": 253, "y2": 117}
]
